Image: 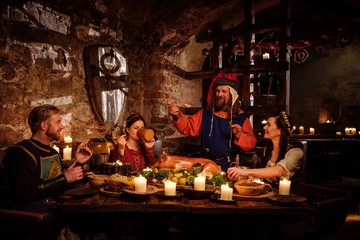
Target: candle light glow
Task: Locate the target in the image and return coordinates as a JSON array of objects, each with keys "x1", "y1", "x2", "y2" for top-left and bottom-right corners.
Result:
[
  {"x1": 220, "y1": 184, "x2": 233, "y2": 200},
  {"x1": 164, "y1": 180, "x2": 177, "y2": 196},
  {"x1": 64, "y1": 135, "x2": 73, "y2": 144},
  {"x1": 194, "y1": 175, "x2": 206, "y2": 190},
  {"x1": 63, "y1": 145, "x2": 72, "y2": 160},
  {"x1": 279, "y1": 178, "x2": 291, "y2": 195},
  {"x1": 299, "y1": 126, "x2": 304, "y2": 134},
  {"x1": 134, "y1": 175, "x2": 147, "y2": 193},
  {"x1": 53, "y1": 144, "x2": 59, "y2": 153},
  {"x1": 309, "y1": 127, "x2": 315, "y2": 135}
]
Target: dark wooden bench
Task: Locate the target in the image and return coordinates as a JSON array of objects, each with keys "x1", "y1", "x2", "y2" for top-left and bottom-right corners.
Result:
[{"x1": 0, "y1": 208, "x2": 49, "y2": 240}]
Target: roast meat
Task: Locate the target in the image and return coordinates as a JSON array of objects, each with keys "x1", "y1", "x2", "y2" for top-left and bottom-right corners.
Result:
[{"x1": 152, "y1": 153, "x2": 221, "y2": 175}]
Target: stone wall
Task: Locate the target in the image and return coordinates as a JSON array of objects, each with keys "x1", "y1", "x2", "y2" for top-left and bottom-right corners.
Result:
[
  {"x1": 290, "y1": 37, "x2": 360, "y2": 135},
  {"x1": 0, "y1": 1, "x2": 205, "y2": 159}
]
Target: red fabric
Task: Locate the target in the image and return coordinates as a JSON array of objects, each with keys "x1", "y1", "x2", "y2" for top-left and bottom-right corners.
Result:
[
  {"x1": 173, "y1": 109, "x2": 256, "y2": 151},
  {"x1": 206, "y1": 73, "x2": 239, "y2": 107},
  {"x1": 112, "y1": 144, "x2": 156, "y2": 172}
]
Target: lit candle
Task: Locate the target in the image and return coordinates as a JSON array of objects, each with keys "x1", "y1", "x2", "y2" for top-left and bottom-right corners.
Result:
[
  {"x1": 299, "y1": 126, "x2": 304, "y2": 134},
  {"x1": 336, "y1": 131, "x2": 341, "y2": 135},
  {"x1": 53, "y1": 144, "x2": 59, "y2": 153},
  {"x1": 134, "y1": 175, "x2": 147, "y2": 193},
  {"x1": 64, "y1": 135, "x2": 73, "y2": 144},
  {"x1": 194, "y1": 175, "x2": 206, "y2": 190},
  {"x1": 164, "y1": 180, "x2": 176, "y2": 196},
  {"x1": 262, "y1": 53, "x2": 270, "y2": 60},
  {"x1": 261, "y1": 119, "x2": 267, "y2": 125},
  {"x1": 63, "y1": 145, "x2": 72, "y2": 160},
  {"x1": 309, "y1": 127, "x2": 315, "y2": 135},
  {"x1": 345, "y1": 128, "x2": 350, "y2": 135},
  {"x1": 220, "y1": 184, "x2": 233, "y2": 200},
  {"x1": 279, "y1": 178, "x2": 291, "y2": 195}
]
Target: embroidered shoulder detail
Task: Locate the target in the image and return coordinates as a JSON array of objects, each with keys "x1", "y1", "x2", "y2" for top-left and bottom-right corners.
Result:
[
  {"x1": 17, "y1": 146, "x2": 37, "y2": 167},
  {"x1": 214, "y1": 111, "x2": 228, "y2": 118},
  {"x1": 29, "y1": 139, "x2": 51, "y2": 153}
]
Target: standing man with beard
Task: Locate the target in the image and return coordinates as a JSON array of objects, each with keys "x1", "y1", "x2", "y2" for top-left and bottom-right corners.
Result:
[
  {"x1": 168, "y1": 73, "x2": 257, "y2": 172},
  {"x1": 2, "y1": 104, "x2": 92, "y2": 212}
]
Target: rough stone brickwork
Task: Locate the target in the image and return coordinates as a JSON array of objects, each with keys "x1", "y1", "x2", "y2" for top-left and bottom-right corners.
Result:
[
  {"x1": 0, "y1": 1, "x2": 213, "y2": 158},
  {"x1": 1, "y1": 1, "x2": 359, "y2": 161}
]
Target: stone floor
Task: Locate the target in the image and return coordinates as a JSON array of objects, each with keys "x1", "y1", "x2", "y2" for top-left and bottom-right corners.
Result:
[
  {"x1": 317, "y1": 211, "x2": 360, "y2": 240},
  {"x1": 306, "y1": 176, "x2": 360, "y2": 240}
]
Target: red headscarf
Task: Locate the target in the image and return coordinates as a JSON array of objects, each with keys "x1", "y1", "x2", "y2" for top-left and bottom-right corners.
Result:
[{"x1": 206, "y1": 72, "x2": 239, "y2": 107}]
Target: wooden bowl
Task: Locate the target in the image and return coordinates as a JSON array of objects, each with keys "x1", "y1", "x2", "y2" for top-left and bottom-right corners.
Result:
[
  {"x1": 234, "y1": 181, "x2": 265, "y2": 196},
  {"x1": 87, "y1": 174, "x2": 108, "y2": 188}
]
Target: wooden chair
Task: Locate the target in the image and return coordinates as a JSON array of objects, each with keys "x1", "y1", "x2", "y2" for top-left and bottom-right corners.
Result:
[{"x1": 0, "y1": 208, "x2": 49, "y2": 240}]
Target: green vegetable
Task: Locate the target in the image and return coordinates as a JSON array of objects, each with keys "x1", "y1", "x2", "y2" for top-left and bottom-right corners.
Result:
[
  {"x1": 210, "y1": 174, "x2": 231, "y2": 186},
  {"x1": 191, "y1": 162, "x2": 202, "y2": 174}
]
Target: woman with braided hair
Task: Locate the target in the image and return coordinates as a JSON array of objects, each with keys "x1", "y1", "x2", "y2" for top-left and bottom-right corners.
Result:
[{"x1": 227, "y1": 111, "x2": 303, "y2": 183}]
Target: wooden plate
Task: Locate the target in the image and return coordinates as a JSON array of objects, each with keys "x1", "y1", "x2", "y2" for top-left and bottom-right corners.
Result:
[
  {"x1": 210, "y1": 194, "x2": 237, "y2": 204},
  {"x1": 215, "y1": 189, "x2": 274, "y2": 200},
  {"x1": 156, "y1": 190, "x2": 184, "y2": 199},
  {"x1": 99, "y1": 188, "x2": 122, "y2": 197},
  {"x1": 63, "y1": 188, "x2": 99, "y2": 198},
  {"x1": 182, "y1": 185, "x2": 216, "y2": 199},
  {"x1": 267, "y1": 194, "x2": 307, "y2": 205},
  {"x1": 123, "y1": 185, "x2": 158, "y2": 196}
]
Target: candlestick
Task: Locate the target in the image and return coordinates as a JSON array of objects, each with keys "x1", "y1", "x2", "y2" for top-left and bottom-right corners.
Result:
[
  {"x1": 164, "y1": 180, "x2": 176, "y2": 196},
  {"x1": 194, "y1": 176, "x2": 206, "y2": 190},
  {"x1": 279, "y1": 178, "x2": 291, "y2": 195},
  {"x1": 220, "y1": 184, "x2": 233, "y2": 200},
  {"x1": 53, "y1": 144, "x2": 59, "y2": 153},
  {"x1": 134, "y1": 175, "x2": 147, "y2": 193},
  {"x1": 64, "y1": 135, "x2": 73, "y2": 144},
  {"x1": 309, "y1": 127, "x2": 315, "y2": 135},
  {"x1": 299, "y1": 126, "x2": 304, "y2": 134},
  {"x1": 63, "y1": 145, "x2": 72, "y2": 160}
]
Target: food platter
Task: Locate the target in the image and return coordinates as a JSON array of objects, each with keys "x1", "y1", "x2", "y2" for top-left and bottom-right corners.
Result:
[
  {"x1": 156, "y1": 190, "x2": 184, "y2": 199},
  {"x1": 99, "y1": 188, "x2": 122, "y2": 197}
]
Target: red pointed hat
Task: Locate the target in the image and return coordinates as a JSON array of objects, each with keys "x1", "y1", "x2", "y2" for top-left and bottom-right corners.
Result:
[{"x1": 206, "y1": 72, "x2": 239, "y2": 106}]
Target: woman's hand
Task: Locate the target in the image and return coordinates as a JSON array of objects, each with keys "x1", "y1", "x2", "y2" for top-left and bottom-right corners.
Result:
[
  {"x1": 143, "y1": 138, "x2": 155, "y2": 149},
  {"x1": 74, "y1": 145, "x2": 92, "y2": 164},
  {"x1": 117, "y1": 134, "x2": 127, "y2": 156},
  {"x1": 64, "y1": 161, "x2": 85, "y2": 183},
  {"x1": 227, "y1": 167, "x2": 247, "y2": 181}
]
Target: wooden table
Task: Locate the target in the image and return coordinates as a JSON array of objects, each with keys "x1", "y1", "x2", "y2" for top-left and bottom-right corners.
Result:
[{"x1": 60, "y1": 188, "x2": 315, "y2": 240}]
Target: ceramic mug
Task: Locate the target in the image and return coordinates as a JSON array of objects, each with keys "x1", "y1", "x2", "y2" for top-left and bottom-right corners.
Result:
[{"x1": 137, "y1": 128, "x2": 154, "y2": 142}]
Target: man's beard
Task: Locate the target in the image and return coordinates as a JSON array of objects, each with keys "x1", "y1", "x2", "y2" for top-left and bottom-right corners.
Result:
[
  {"x1": 213, "y1": 97, "x2": 229, "y2": 111},
  {"x1": 46, "y1": 130, "x2": 61, "y2": 141}
]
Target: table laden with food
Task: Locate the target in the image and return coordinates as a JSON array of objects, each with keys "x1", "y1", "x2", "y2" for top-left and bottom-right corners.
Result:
[{"x1": 57, "y1": 153, "x2": 315, "y2": 240}]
